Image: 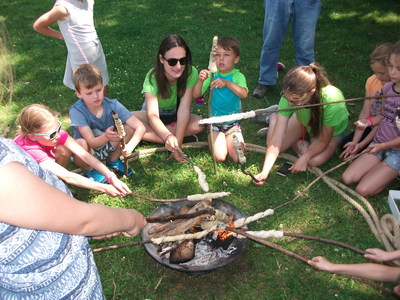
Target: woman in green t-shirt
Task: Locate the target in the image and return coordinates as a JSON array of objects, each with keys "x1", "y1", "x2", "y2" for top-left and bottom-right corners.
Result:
[
  {"x1": 133, "y1": 34, "x2": 204, "y2": 161},
  {"x1": 254, "y1": 63, "x2": 348, "y2": 185}
]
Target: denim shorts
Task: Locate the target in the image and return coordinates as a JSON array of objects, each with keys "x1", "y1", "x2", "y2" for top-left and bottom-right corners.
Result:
[
  {"x1": 209, "y1": 122, "x2": 241, "y2": 136},
  {"x1": 372, "y1": 143, "x2": 400, "y2": 170}
]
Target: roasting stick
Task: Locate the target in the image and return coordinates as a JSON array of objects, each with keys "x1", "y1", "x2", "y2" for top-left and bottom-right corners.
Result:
[
  {"x1": 226, "y1": 228, "x2": 396, "y2": 297},
  {"x1": 111, "y1": 110, "x2": 128, "y2": 177},
  {"x1": 207, "y1": 36, "x2": 219, "y2": 174},
  {"x1": 199, "y1": 94, "x2": 398, "y2": 125}
]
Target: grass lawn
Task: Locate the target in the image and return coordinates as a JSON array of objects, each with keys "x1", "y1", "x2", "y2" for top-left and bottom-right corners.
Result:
[{"x1": 1, "y1": 0, "x2": 400, "y2": 299}]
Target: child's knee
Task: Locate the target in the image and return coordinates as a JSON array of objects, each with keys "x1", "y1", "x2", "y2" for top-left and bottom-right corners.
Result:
[
  {"x1": 75, "y1": 138, "x2": 89, "y2": 151},
  {"x1": 355, "y1": 184, "x2": 372, "y2": 197}
]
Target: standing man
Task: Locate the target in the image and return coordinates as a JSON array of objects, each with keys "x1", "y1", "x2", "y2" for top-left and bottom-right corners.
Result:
[{"x1": 252, "y1": 0, "x2": 321, "y2": 98}]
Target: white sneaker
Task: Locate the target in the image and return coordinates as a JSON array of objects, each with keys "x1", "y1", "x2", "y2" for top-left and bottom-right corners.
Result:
[{"x1": 257, "y1": 127, "x2": 269, "y2": 137}]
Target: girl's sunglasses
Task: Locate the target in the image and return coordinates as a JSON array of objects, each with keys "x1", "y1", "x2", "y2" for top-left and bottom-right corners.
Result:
[
  {"x1": 163, "y1": 56, "x2": 187, "y2": 66},
  {"x1": 33, "y1": 120, "x2": 62, "y2": 140}
]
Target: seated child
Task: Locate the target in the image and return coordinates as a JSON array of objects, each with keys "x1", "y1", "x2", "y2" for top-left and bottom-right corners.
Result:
[
  {"x1": 340, "y1": 43, "x2": 392, "y2": 159},
  {"x1": 14, "y1": 104, "x2": 130, "y2": 197},
  {"x1": 193, "y1": 37, "x2": 248, "y2": 162},
  {"x1": 342, "y1": 42, "x2": 400, "y2": 197},
  {"x1": 308, "y1": 248, "x2": 400, "y2": 296},
  {"x1": 70, "y1": 63, "x2": 146, "y2": 175}
]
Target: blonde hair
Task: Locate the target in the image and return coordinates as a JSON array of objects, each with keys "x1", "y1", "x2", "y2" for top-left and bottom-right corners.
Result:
[
  {"x1": 72, "y1": 64, "x2": 103, "y2": 92},
  {"x1": 17, "y1": 104, "x2": 59, "y2": 136},
  {"x1": 370, "y1": 43, "x2": 392, "y2": 66}
]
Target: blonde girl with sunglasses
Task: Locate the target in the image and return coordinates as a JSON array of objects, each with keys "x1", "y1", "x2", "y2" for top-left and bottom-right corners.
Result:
[
  {"x1": 254, "y1": 62, "x2": 348, "y2": 185},
  {"x1": 14, "y1": 104, "x2": 131, "y2": 197}
]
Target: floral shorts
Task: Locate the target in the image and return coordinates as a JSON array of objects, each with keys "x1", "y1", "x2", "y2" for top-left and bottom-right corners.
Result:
[{"x1": 208, "y1": 122, "x2": 241, "y2": 136}]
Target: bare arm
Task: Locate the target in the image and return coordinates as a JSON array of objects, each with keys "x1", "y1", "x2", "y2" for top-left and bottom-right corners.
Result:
[
  {"x1": 193, "y1": 69, "x2": 209, "y2": 98},
  {"x1": 254, "y1": 114, "x2": 289, "y2": 185},
  {"x1": 308, "y1": 256, "x2": 400, "y2": 283},
  {"x1": 39, "y1": 159, "x2": 123, "y2": 197},
  {"x1": 145, "y1": 92, "x2": 175, "y2": 148},
  {"x1": 77, "y1": 125, "x2": 120, "y2": 149},
  {"x1": 0, "y1": 162, "x2": 146, "y2": 237},
  {"x1": 211, "y1": 78, "x2": 248, "y2": 99},
  {"x1": 175, "y1": 87, "x2": 193, "y2": 146},
  {"x1": 33, "y1": 6, "x2": 67, "y2": 40},
  {"x1": 364, "y1": 248, "x2": 400, "y2": 262},
  {"x1": 63, "y1": 136, "x2": 131, "y2": 195},
  {"x1": 122, "y1": 114, "x2": 146, "y2": 157}
]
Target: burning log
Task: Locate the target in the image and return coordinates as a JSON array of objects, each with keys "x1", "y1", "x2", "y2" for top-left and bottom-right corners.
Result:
[{"x1": 169, "y1": 240, "x2": 196, "y2": 264}]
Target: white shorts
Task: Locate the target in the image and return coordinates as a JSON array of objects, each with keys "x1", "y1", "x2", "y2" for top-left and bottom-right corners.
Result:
[{"x1": 63, "y1": 38, "x2": 109, "y2": 90}]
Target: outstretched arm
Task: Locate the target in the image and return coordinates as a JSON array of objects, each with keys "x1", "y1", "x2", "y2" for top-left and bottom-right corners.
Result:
[
  {"x1": 308, "y1": 256, "x2": 400, "y2": 283},
  {"x1": 40, "y1": 159, "x2": 124, "y2": 197},
  {"x1": 33, "y1": 6, "x2": 67, "y2": 40},
  {"x1": 122, "y1": 114, "x2": 146, "y2": 157},
  {"x1": 0, "y1": 162, "x2": 146, "y2": 237},
  {"x1": 64, "y1": 136, "x2": 131, "y2": 195},
  {"x1": 254, "y1": 114, "x2": 289, "y2": 185}
]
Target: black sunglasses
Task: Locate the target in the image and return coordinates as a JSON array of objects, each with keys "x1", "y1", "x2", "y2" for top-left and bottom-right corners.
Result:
[{"x1": 163, "y1": 56, "x2": 187, "y2": 66}]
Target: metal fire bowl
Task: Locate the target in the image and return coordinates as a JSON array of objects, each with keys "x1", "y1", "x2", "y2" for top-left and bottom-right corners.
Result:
[{"x1": 141, "y1": 198, "x2": 249, "y2": 276}]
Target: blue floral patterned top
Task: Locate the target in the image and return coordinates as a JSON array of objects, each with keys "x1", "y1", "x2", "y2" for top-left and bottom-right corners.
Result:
[{"x1": 0, "y1": 138, "x2": 104, "y2": 299}]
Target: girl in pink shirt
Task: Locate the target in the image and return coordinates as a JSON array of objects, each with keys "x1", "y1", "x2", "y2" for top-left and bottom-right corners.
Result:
[{"x1": 14, "y1": 104, "x2": 130, "y2": 197}]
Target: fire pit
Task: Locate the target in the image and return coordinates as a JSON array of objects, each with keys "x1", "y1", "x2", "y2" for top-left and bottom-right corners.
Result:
[{"x1": 141, "y1": 198, "x2": 249, "y2": 276}]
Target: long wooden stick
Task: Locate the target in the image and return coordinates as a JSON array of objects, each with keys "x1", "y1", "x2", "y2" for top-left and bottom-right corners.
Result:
[
  {"x1": 111, "y1": 110, "x2": 129, "y2": 176},
  {"x1": 283, "y1": 232, "x2": 366, "y2": 255},
  {"x1": 273, "y1": 150, "x2": 369, "y2": 211},
  {"x1": 145, "y1": 208, "x2": 215, "y2": 223},
  {"x1": 229, "y1": 228, "x2": 397, "y2": 297},
  {"x1": 199, "y1": 94, "x2": 398, "y2": 125}
]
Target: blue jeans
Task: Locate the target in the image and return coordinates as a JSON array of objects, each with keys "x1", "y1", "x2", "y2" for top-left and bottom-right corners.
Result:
[{"x1": 258, "y1": 0, "x2": 321, "y2": 85}]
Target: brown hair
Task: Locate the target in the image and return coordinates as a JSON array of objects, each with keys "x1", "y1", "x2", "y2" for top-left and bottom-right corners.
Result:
[
  {"x1": 152, "y1": 34, "x2": 192, "y2": 99},
  {"x1": 391, "y1": 41, "x2": 400, "y2": 59},
  {"x1": 17, "y1": 104, "x2": 59, "y2": 136},
  {"x1": 370, "y1": 43, "x2": 392, "y2": 66},
  {"x1": 217, "y1": 37, "x2": 240, "y2": 56},
  {"x1": 72, "y1": 64, "x2": 103, "y2": 92},
  {"x1": 282, "y1": 62, "x2": 331, "y2": 136}
]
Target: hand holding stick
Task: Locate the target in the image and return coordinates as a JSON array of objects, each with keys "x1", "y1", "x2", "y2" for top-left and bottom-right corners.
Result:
[{"x1": 111, "y1": 110, "x2": 129, "y2": 177}]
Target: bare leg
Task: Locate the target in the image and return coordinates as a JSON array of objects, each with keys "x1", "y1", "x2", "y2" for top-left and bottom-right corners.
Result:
[
  {"x1": 185, "y1": 114, "x2": 205, "y2": 136},
  {"x1": 355, "y1": 162, "x2": 398, "y2": 196},
  {"x1": 268, "y1": 113, "x2": 302, "y2": 152},
  {"x1": 71, "y1": 139, "x2": 92, "y2": 172},
  {"x1": 209, "y1": 131, "x2": 227, "y2": 162},
  {"x1": 226, "y1": 131, "x2": 244, "y2": 163},
  {"x1": 55, "y1": 144, "x2": 73, "y2": 168},
  {"x1": 342, "y1": 153, "x2": 380, "y2": 185}
]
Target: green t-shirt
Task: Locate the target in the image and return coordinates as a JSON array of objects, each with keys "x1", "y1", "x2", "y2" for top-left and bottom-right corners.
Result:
[
  {"x1": 278, "y1": 85, "x2": 348, "y2": 136},
  {"x1": 141, "y1": 66, "x2": 199, "y2": 110}
]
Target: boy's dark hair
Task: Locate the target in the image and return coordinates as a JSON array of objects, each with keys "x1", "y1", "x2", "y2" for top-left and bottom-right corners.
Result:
[
  {"x1": 217, "y1": 37, "x2": 240, "y2": 56},
  {"x1": 73, "y1": 64, "x2": 103, "y2": 92},
  {"x1": 152, "y1": 34, "x2": 192, "y2": 99}
]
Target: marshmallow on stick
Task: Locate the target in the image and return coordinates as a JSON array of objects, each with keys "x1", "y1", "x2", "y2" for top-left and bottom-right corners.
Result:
[{"x1": 208, "y1": 36, "x2": 218, "y2": 73}]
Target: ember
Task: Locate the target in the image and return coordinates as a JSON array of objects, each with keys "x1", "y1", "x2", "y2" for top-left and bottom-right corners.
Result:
[{"x1": 142, "y1": 199, "x2": 249, "y2": 275}]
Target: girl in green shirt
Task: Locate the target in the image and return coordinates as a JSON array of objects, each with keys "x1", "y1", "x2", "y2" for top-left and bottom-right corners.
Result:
[
  {"x1": 254, "y1": 63, "x2": 348, "y2": 185},
  {"x1": 133, "y1": 34, "x2": 205, "y2": 162}
]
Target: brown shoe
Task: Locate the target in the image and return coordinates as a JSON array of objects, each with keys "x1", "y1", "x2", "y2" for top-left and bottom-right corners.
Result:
[{"x1": 252, "y1": 84, "x2": 271, "y2": 98}]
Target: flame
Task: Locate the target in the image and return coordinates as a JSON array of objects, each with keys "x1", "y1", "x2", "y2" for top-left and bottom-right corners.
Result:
[{"x1": 216, "y1": 213, "x2": 235, "y2": 241}]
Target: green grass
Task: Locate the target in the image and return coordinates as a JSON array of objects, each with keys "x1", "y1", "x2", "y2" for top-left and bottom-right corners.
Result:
[{"x1": 1, "y1": 0, "x2": 400, "y2": 299}]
